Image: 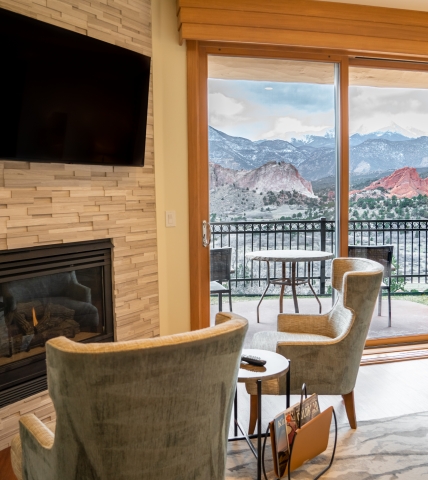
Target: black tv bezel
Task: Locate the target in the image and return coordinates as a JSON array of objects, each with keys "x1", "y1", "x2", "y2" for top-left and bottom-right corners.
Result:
[{"x1": 0, "y1": 7, "x2": 151, "y2": 168}]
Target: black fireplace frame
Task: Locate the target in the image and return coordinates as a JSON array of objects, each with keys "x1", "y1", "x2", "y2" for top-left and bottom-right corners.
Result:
[{"x1": 0, "y1": 239, "x2": 114, "y2": 407}]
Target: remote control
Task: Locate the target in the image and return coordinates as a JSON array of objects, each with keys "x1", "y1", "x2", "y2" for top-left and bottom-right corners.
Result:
[{"x1": 241, "y1": 354, "x2": 266, "y2": 366}]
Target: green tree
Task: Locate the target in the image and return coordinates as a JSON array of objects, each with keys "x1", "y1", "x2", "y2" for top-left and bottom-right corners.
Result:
[{"x1": 390, "y1": 257, "x2": 406, "y2": 293}]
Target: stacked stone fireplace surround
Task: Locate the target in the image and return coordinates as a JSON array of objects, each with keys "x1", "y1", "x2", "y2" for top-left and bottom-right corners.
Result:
[{"x1": 0, "y1": 0, "x2": 157, "y2": 449}]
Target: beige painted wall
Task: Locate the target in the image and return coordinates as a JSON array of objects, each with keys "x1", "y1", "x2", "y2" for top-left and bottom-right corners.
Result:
[{"x1": 152, "y1": 0, "x2": 191, "y2": 335}]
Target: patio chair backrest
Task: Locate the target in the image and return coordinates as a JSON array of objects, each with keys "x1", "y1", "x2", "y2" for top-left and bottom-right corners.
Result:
[
  {"x1": 348, "y1": 245, "x2": 393, "y2": 279},
  {"x1": 210, "y1": 247, "x2": 232, "y2": 283}
]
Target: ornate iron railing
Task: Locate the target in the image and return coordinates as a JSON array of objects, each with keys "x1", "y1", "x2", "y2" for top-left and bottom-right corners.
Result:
[
  {"x1": 211, "y1": 218, "x2": 428, "y2": 295},
  {"x1": 349, "y1": 219, "x2": 428, "y2": 287}
]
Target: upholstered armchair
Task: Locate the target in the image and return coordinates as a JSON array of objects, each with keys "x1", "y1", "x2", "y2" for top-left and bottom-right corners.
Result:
[
  {"x1": 246, "y1": 257, "x2": 383, "y2": 430},
  {"x1": 11, "y1": 315, "x2": 248, "y2": 480}
]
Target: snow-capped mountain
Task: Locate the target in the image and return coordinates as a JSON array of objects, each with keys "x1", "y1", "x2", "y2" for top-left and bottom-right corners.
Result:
[
  {"x1": 353, "y1": 122, "x2": 422, "y2": 138},
  {"x1": 349, "y1": 131, "x2": 411, "y2": 146}
]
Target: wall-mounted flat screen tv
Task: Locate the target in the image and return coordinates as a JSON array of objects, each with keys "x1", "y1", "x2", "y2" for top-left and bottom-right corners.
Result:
[{"x1": 0, "y1": 8, "x2": 150, "y2": 166}]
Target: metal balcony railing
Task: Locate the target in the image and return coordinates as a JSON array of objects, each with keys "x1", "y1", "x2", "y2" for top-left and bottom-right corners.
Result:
[{"x1": 211, "y1": 218, "x2": 428, "y2": 296}]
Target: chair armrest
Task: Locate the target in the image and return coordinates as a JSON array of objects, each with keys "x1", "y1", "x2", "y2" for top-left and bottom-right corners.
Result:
[
  {"x1": 277, "y1": 313, "x2": 331, "y2": 336},
  {"x1": 20, "y1": 414, "x2": 54, "y2": 450},
  {"x1": 68, "y1": 282, "x2": 91, "y2": 303},
  {"x1": 15, "y1": 415, "x2": 54, "y2": 480},
  {"x1": 215, "y1": 311, "x2": 247, "y2": 325}
]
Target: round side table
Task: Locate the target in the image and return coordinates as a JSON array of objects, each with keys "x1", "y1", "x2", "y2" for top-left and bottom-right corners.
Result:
[{"x1": 229, "y1": 349, "x2": 290, "y2": 480}]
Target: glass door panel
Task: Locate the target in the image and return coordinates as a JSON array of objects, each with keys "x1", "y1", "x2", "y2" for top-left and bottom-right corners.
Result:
[
  {"x1": 349, "y1": 66, "x2": 428, "y2": 341},
  {"x1": 207, "y1": 56, "x2": 338, "y2": 324}
]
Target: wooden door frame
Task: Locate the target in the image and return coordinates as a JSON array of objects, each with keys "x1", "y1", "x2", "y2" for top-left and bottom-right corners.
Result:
[
  {"x1": 187, "y1": 40, "x2": 210, "y2": 331},
  {"x1": 187, "y1": 42, "x2": 350, "y2": 330}
]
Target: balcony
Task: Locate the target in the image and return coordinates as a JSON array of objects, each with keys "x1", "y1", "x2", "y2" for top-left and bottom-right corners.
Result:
[{"x1": 210, "y1": 218, "x2": 428, "y2": 342}]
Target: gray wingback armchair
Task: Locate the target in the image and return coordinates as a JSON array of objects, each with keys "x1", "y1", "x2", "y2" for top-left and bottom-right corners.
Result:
[
  {"x1": 246, "y1": 257, "x2": 383, "y2": 430},
  {"x1": 11, "y1": 315, "x2": 248, "y2": 480}
]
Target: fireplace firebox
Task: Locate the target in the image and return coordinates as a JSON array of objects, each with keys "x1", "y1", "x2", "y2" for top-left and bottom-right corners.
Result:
[{"x1": 0, "y1": 240, "x2": 113, "y2": 407}]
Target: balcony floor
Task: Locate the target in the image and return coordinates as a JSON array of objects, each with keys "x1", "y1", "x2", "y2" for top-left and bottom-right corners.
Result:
[{"x1": 211, "y1": 295, "x2": 428, "y2": 345}]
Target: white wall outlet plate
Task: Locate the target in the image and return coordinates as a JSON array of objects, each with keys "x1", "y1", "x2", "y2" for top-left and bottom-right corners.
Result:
[{"x1": 165, "y1": 210, "x2": 176, "y2": 227}]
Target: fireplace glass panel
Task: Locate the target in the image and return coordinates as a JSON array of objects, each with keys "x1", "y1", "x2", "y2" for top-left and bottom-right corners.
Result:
[{"x1": 0, "y1": 266, "x2": 106, "y2": 367}]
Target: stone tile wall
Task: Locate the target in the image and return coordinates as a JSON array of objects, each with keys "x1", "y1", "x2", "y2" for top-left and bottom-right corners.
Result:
[{"x1": 0, "y1": 0, "x2": 157, "y2": 449}]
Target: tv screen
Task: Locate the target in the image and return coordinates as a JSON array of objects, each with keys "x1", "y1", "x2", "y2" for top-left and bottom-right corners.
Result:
[{"x1": 0, "y1": 8, "x2": 150, "y2": 166}]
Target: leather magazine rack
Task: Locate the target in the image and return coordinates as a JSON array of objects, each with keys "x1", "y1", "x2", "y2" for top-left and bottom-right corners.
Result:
[{"x1": 267, "y1": 385, "x2": 338, "y2": 480}]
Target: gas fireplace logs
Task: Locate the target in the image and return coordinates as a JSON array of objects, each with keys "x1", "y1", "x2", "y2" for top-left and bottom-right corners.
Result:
[{"x1": 4, "y1": 302, "x2": 80, "y2": 355}]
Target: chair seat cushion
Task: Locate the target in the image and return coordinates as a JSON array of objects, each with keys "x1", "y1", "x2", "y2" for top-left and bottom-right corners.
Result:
[
  {"x1": 251, "y1": 330, "x2": 333, "y2": 352},
  {"x1": 246, "y1": 331, "x2": 332, "y2": 397},
  {"x1": 210, "y1": 281, "x2": 227, "y2": 292}
]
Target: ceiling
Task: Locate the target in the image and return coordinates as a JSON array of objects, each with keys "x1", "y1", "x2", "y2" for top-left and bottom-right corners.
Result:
[
  {"x1": 208, "y1": 56, "x2": 428, "y2": 88},
  {"x1": 208, "y1": 57, "x2": 335, "y2": 84},
  {"x1": 314, "y1": 0, "x2": 428, "y2": 12}
]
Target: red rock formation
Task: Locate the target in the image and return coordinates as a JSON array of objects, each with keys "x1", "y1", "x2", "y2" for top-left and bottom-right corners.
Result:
[{"x1": 351, "y1": 167, "x2": 428, "y2": 199}]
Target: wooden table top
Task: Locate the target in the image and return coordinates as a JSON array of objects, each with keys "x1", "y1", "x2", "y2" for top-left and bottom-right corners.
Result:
[
  {"x1": 238, "y1": 349, "x2": 289, "y2": 383},
  {"x1": 246, "y1": 249, "x2": 334, "y2": 263}
]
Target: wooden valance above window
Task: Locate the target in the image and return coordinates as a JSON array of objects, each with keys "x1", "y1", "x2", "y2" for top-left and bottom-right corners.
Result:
[{"x1": 177, "y1": 0, "x2": 428, "y2": 59}]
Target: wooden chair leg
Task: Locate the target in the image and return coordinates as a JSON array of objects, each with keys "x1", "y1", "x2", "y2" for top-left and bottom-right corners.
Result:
[
  {"x1": 342, "y1": 390, "x2": 357, "y2": 429},
  {"x1": 248, "y1": 394, "x2": 258, "y2": 434}
]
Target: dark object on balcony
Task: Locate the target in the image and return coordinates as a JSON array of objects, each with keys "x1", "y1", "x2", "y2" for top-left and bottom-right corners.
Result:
[
  {"x1": 348, "y1": 245, "x2": 394, "y2": 327},
  {"x1": 3, "y1": 271, "x2": 99, "y2": 330},
  {"x1": 210, "y1": 247, "x2": 233, "y2": 312}
]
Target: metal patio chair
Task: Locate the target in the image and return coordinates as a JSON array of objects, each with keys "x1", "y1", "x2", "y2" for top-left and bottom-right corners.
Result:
[
  {"x1": 210, "y1": 247, "x2": 233, "y2": 312},
  {"x1": 348, "y1": 245, "x2": 394, "y2": 327}
]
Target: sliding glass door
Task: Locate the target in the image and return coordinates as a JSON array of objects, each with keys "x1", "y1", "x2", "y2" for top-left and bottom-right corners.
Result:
[{"x1": 349, "y1": 65, "x2": 428, "y2": 342}]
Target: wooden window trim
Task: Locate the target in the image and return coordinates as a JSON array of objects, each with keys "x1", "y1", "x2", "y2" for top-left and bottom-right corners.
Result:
[
  {"x1": 187, "y1": 43, "x2": 352, "y2": 330},
  {"x1": 178, "y1": 0, "x2": 428, "y2": 59}
]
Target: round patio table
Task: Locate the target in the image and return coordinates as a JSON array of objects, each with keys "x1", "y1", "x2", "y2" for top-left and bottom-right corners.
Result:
[{"x1": 246, "y1": 250, "x2": 334, "y2": 322}]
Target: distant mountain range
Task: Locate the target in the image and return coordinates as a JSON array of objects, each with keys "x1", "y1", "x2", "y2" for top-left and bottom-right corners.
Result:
[
  {"x1": 209, "y1": 126, "x2": 428, "y2": 181},
  {"x1": 209, "y1": 126, "x2": 307, "y2": 170}
]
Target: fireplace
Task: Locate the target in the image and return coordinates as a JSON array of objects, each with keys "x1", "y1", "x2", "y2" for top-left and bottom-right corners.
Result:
[{"x1": 0, "y1": 240, "x2": 114, "y2": 407}]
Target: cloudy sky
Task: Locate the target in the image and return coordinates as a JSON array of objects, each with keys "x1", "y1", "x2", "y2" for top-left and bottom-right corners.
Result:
[
  {"x1": 208, "y1": 79, "x2": 428, "y2": 140},
  {"x1": 349, "y1": 86, "x2": 428, "y2": 137}
]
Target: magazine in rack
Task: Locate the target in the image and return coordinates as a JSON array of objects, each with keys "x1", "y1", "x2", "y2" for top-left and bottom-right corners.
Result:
[{"x1": 269, "y1": 388, "x2": 337, "y2": 479}]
